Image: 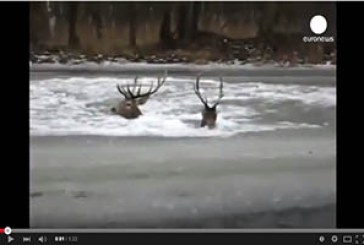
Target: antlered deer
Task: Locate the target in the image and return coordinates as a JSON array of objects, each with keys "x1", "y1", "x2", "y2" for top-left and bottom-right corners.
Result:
[
  {"x1": 194, "y1": 75, "x2": 224, "y2": 129},
  {"x1": 111, "y1": 74, "x2": 167, "y2": 119}
]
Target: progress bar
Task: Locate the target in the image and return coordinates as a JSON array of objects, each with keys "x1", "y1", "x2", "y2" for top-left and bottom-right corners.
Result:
[{"x1": 10, "y1": 228, "x2": 364, "y2": 233}]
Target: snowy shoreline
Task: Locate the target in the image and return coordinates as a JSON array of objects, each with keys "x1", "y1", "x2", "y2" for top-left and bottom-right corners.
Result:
[
  {"x1": 30, "y1": 61, "x2": 336, "y2": 72},
  {"x1": 30, "y1": 62, "x2": 337, "y2": 82}
]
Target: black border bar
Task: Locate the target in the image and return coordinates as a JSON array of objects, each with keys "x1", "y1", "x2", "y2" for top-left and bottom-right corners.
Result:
[{"x1": 0, "y1": 1, "x2": 30, "y2": 228}]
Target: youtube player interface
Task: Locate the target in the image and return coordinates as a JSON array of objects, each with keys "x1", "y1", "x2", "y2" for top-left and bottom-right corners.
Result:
[
  {"x1": 29, "y1": 1, "x2": 336, "y2": 229},
  {"x1": 4, "y1": 1, "x2": 363, "y2": 245}
]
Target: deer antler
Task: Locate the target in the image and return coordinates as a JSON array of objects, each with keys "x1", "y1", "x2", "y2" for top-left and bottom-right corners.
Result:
[
  {"x1": 211, "y1": 77, "x2": 224, "y2": 108},
  {"x1": 194, "y1": 75, "x2": 224, "y2": 109},
  {"x1": 142, "y1": 71, "x2": 167, "y2": 97},
  {"x1": 116, "y1": 83, "x2": 131, "y2": 99},
  {"x1": 194, "y1": 75, "x2": 209, "y2": 108},
  {"x1": 116, "y1": 71, "x2": 167, "y2": 99}
]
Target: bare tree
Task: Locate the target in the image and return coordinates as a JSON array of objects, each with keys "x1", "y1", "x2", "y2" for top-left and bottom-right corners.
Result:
[
  {"x1": 30, "y1": 2, "x2": 51, "y2": 48},
  {"x1": 159, "y1": 5, "x2": 173, "y2": 48},
  {"x1": 175, "y1": 2, "x2": 201, "y2": 44},
  {"x1": 128, "y1": 2, "x2": 137, "y2": 47},
  {"x1": 176, "y1": 3, "x2": 187, "y2": 41},
  {"x1": 68, "y1": 2, "x2": 80, "y2": 48},
  {"x1": 257, "y1": 2, "x2": 278, "y2": 41},
  {"x1": 89, "y1": 3, "x2": 103, "y2": 40}
]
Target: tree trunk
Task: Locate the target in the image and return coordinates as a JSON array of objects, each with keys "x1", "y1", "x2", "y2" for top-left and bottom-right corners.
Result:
[
  {"x1": 30, "y1": 2, "x2": 51, "y2": 49},
  {"x1": 128, "y1": 3, "x2": 136, "y2": 47},
  {"x1": 68, "y1": 2, "x2": 80, "y2": 48},
  {"x1": 90, "y1": 4, "x2": 103, "y2": 40},
  {"x1": 257, "y1": 2, "x2": 278, "y2": 42},
  {"x1": 159, "y1": 8, "x2": 173, "y2": 48},
  {"x1": 191, "y1": 2, "x2": 201, "y2": 40},
  {"x1": 183, "y1": 2, "x2": 194, "y2": 42},
  {"x1": 176, "y1": 3, "x2": 187, "y2": 41},
  {"x1": 180, "y1": 2, "x2": 201, "y2": 43}
]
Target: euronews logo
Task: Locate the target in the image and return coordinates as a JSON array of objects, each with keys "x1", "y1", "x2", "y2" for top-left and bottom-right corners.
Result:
[{"x1": 303, "y1": 15, "x2": 335, "y2": 43}]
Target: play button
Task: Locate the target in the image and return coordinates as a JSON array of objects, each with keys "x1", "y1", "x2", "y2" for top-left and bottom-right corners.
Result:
[{"x1": 7, "y1": 236, "x2": 14, "y2": 243}]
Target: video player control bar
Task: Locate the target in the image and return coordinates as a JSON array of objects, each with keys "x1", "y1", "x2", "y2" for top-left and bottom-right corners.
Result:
[{"x1": 1, "y1": 230, "x2": 364, "y2": 245}]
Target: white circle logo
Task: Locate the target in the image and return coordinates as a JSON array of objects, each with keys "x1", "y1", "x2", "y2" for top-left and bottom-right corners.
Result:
[
  {"x1": 4, "y1": 226, "x2": 11, "y2": 235},
  {"x1": 310, "y1": 15, "x2": 327, "y2": 35}
]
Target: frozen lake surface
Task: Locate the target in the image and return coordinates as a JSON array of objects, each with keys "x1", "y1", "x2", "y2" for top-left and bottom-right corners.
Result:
[
  {"x1": 30, "y1": 64, "x2": 335, "y2": 137},
  {"x1": 30, "y1": 64, "x2": 336, "y2": 228}
]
